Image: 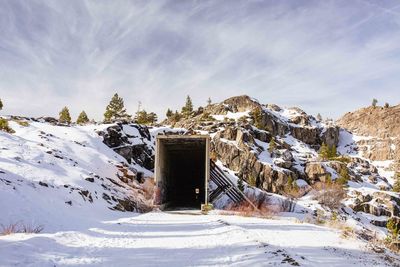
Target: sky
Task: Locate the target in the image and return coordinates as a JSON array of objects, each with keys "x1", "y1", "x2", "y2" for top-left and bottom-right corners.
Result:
[{"x1": 1, "y1": 0, "x2": 400, "y2": 121}]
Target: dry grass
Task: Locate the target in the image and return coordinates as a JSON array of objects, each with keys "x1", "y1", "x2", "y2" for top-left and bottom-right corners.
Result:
[
  {"x1": 221, "y1": 194, "x2": 278, "y2": 218},
  {"x1": 312, "y1": 182, "x2": 346, "y2": 210},
  {"x1": 142, "y1": 177, "x2": 155, "y2": 200},
  {"x1": 1, "y1": 222, "x2": 44, "y2": 235}
]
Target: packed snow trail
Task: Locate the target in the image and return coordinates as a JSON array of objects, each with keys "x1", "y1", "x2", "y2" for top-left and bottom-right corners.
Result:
[{"x1": 0, "y1": 212, "x2": 394, "y2": 267}]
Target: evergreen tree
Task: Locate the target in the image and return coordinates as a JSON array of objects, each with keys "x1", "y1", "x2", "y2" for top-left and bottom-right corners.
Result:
[
  {"x1": 0, "y1": 98, "x2": 3, "y2": 110},
  {"x1": 59, "y1": 107, "x2": 71, "y2": 124},
  {"x1": 134, "y1": 110, "x2": 158, "y2": 125},
  {"x1": 384, "y1": 102, "x2": 390, "y2": 108},
  {"x1": 268, "y1": 136, "x2": 277, "y2": 154},
  {"x1": 104, "y1": 93, "x2": 131, "y2": 122},
  {"x1": 316, "y1": 113, "x2": 322, "y2": 121},
  {"x1": 135, "y1": 110, "x2": 148, "y2": 124},
  {"x1": 319, "y1": 142, "x2": 329, "y2": 160},
  {"x1": 171, "y1": 110, "x2": 182, "y2": 123},
  {"x1": 237, "y1": 177, "x2": 245, "y2": 192},
  {"x1": 166, "y1": 108, "x2": 173, "y2": 118},
  {"x1": 76, "y1": 111, "x2": 89, "y2": 125},
  {"x1": 336, "y1": 167, "x2": 350, "y2": 185},
  {"x1": 328, "y1": 145, "x2": 337, "y2": 158},
  {"x1": 393, "y1": 172, "x2": 400, "y2": 192},
  {"x1": 252, "y1": 107, "x2": 263, "y2": 129},
  {"x1": 181, "y1": 95, "x2": 193, "y2": 118},
  {"x1": 147, "y1": 112, "x2": 158, "y2": 124},
  {"x1": 372, "y1": 98, "x2": 378, "y2": 108},
  {"x1": 207, "y1": 97, "x2": 212, "y2": 106}
]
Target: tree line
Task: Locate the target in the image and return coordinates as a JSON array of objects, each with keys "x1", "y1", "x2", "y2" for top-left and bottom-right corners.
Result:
[{"x1": 57, "y1": 93, "x2": 211, "y2": 125}]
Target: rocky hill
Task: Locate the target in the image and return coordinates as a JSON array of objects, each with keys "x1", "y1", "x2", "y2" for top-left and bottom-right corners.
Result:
[
  {"x1": 160, "y1": 95, "x2": 399, "y2": 239},
  {"x1": 1, "y1": 95, "x2": 399, "y2": 253},
  {"x1": 337, "y1": 104, "x2": 400, "y2": 167}
]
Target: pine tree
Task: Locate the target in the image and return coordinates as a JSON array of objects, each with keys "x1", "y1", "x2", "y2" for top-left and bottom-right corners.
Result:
[
  {"x1": 166, "y1": 108, "x2": 173, "y2": 118},
  {"x1": 134, "y1": 110, "x2": 158, "y2": 125},
  {"x1": 59, "y1": 107, "x2": 71, "y2": 124},
  {"x1": 207, "y1": 97, "x2": 212, "y2": 106},
  {"x1": 319, "y1": 142, "x2": 329, "y2": 160},
  {"x1": 372, "y1": 98, "x2": 378, "y2": 108},
  {"x1": 237, "y1": 177, "x2": 245, "y2": 192},
  {"x1": 252, "y1": 107, "x2": 263, "y2": 129},
  {"x1": 268, "y1": 136, "x2": 276, "y2": 154},
  {"x1": 171, "y1": 110, "x2": 182, "y2": 123},
  {"x1": 135, "y1": 110, "x2": 148, "y2": 124},
  {"x1": 147, "y1": 112, "x2": 158, "y2": 124},
  {"x1": 181, "y1": 95, "x2": 193, "y2": 118},
  {"x1": 104, "y1": 93, "x2": 131, "y2": 122},
  {"x1": 0, "y1": 98, "x2": 3, "y2": 110},
  {"x1": 316, "y1": 113, "x2": 322, "y2": 121},
  {"x1": 328, "y1": 145, "x2": 337, "y2": 159},
  {"x1": 76, "y1": 111, "x2": 89, "y2": 125},
  {"x1": 393, "y1": 172, "x2": 400, "y2": 192},
  {"x1": 336, "y1": 167, "x2": 350, "y2": 186}
]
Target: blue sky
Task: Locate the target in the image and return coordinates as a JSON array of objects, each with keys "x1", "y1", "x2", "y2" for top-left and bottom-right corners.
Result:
[{"x1": 1, "y1": 0, "x2": 400, "y2": 120}]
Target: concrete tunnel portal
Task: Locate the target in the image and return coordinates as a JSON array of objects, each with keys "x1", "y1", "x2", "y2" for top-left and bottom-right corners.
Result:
[{"x1": 154, "y1": 135, "x2": 210, "y2": 210}]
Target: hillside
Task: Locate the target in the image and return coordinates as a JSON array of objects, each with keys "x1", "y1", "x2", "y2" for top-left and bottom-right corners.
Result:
[
  {"x1": 337, "y1": 105, "x2": 400, "y2": 164},
  {"x1": 0, "y1": 96, "x2": 400, "y2": 266}
]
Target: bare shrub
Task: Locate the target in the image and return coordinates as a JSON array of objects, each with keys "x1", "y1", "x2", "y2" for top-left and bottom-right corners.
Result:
[
  {"x1": 313, "y1": 182, "x2": 346, "y2": 210},
  {"x1": 278, "y1": 197, "x2": 297, "y2": 212},
  {"x1": 1, "y1": 222, "x2": 44, "y2": 235},
  {"x1": 142, "y1": 177, "x2": 155, "y2": 200},
  {"x1": 21, "y1": 223, "x2": 44, "y2": 234},
  {"x1": 222, "y1": 194, "x2": 277, "y2": 218},
  {"x1": 0, "y1": 223, "x2": 19, "y2": 235}
]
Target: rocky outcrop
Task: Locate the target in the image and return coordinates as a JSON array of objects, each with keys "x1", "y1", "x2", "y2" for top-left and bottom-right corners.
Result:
[
  {"x1": 210, "y1": 126, "x2": 296, "y2": 194},
  {"x1": 98, "y1": 124, "x2": 154, "y2": 170},
  {"x1": 351, "y1": 191, "x2": 400, "y2": 217},
  {"x1": 337, "y1": 105, "x2": 400, "y2": 163}
]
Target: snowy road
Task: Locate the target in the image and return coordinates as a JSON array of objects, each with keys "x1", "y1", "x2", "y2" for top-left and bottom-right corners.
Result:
[{"x1": 0, "y1": 212, "x2": 396, "y2": 267}]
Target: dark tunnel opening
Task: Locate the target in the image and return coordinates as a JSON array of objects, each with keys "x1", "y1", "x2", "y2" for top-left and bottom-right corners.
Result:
[{"x1": 155, "y1": 136, "x2": 209, "y2": 210}]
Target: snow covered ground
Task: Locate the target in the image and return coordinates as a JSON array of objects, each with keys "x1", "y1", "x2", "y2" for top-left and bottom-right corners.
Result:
[{"x1": 0, "y1": 211, "x2": 395, "y2": 267}]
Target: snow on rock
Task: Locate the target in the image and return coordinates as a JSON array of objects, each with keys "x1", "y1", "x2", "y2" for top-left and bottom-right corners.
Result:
[{"x1": 0, "y1": 121, "x2": 153, "y2": 231}]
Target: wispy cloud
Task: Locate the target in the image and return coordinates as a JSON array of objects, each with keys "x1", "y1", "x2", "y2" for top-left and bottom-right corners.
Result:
[{"x1": 0, "y1": 0, "x2": 399, "y2": 120}]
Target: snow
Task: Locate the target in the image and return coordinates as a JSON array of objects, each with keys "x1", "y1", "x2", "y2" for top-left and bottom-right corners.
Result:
[
  {"x1": 0, "y1": 120, "x2": 398, "y2": 266},
  {"x1": 0, "y1": 211, "x2": 394, "y2": 267},
  {"x1": 211, "y1": 111, "x2": 250, "y2": 121},
  {"x1": 0, "y1": 121, "x2": 150, "y2": 230}
]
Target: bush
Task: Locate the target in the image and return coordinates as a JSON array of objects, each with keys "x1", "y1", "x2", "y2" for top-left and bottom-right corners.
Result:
[
  {"x1": 201, "y1": 203, "x2": 214, "y2": 214},
  {"x1": 387, "y1": 217, "x2": 399, "y2": 241},
  {"x1": 15, "y1": 120, "x2": 29, "y2": 127},
  {"x1": 248, "y1": 175, "x2": 257, "y2": 187},
  {"x1": 1, "y1": 222, "x2": 44, "y2": 235},
  {"x1": 313, "y1": 182, "x2": 346, "y2": 210},
  {"x1": 0, "y1": 118, "x2": 15, "y2": 133}
]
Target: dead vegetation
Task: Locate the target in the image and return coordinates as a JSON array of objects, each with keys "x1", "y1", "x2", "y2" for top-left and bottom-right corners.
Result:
[
  {"x1": 221, "y1": 194, "x2": 295, "y2": 218},
  {"x1": 312, "y1": 182, "x2": 346, "y2": 210},
  {"x1": 0, "y1": 222, "x2": 44, "y2": 235},
  {"x1": 142, "y1": 177, "x2": 155, "y2": 200}
]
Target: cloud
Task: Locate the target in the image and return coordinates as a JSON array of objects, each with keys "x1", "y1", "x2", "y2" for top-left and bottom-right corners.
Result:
[{"x1": 0, "y1": 0, "x2": 399, "y2": 120}]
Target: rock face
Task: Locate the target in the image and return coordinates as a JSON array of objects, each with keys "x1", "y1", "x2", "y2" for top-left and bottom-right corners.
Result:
[
  {"x1": 171, "y1": 95, "x2": 340, "y2": 194},
  {"x1": 98, "y1": 124, "x2": 155, "y2": 170},
  {"x1": 337, "y1": 105, "x2": 400, "y2": 163}
]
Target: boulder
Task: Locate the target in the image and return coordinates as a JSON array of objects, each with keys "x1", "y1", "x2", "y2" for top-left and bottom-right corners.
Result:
[{"x1": 304, "y1": 162, "x2": 331, "y2": 183}]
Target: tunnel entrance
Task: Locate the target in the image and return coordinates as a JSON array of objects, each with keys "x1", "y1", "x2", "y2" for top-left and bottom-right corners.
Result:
[{"x1": 154, "y1": 135, "x2": 210, "y2": 210}]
